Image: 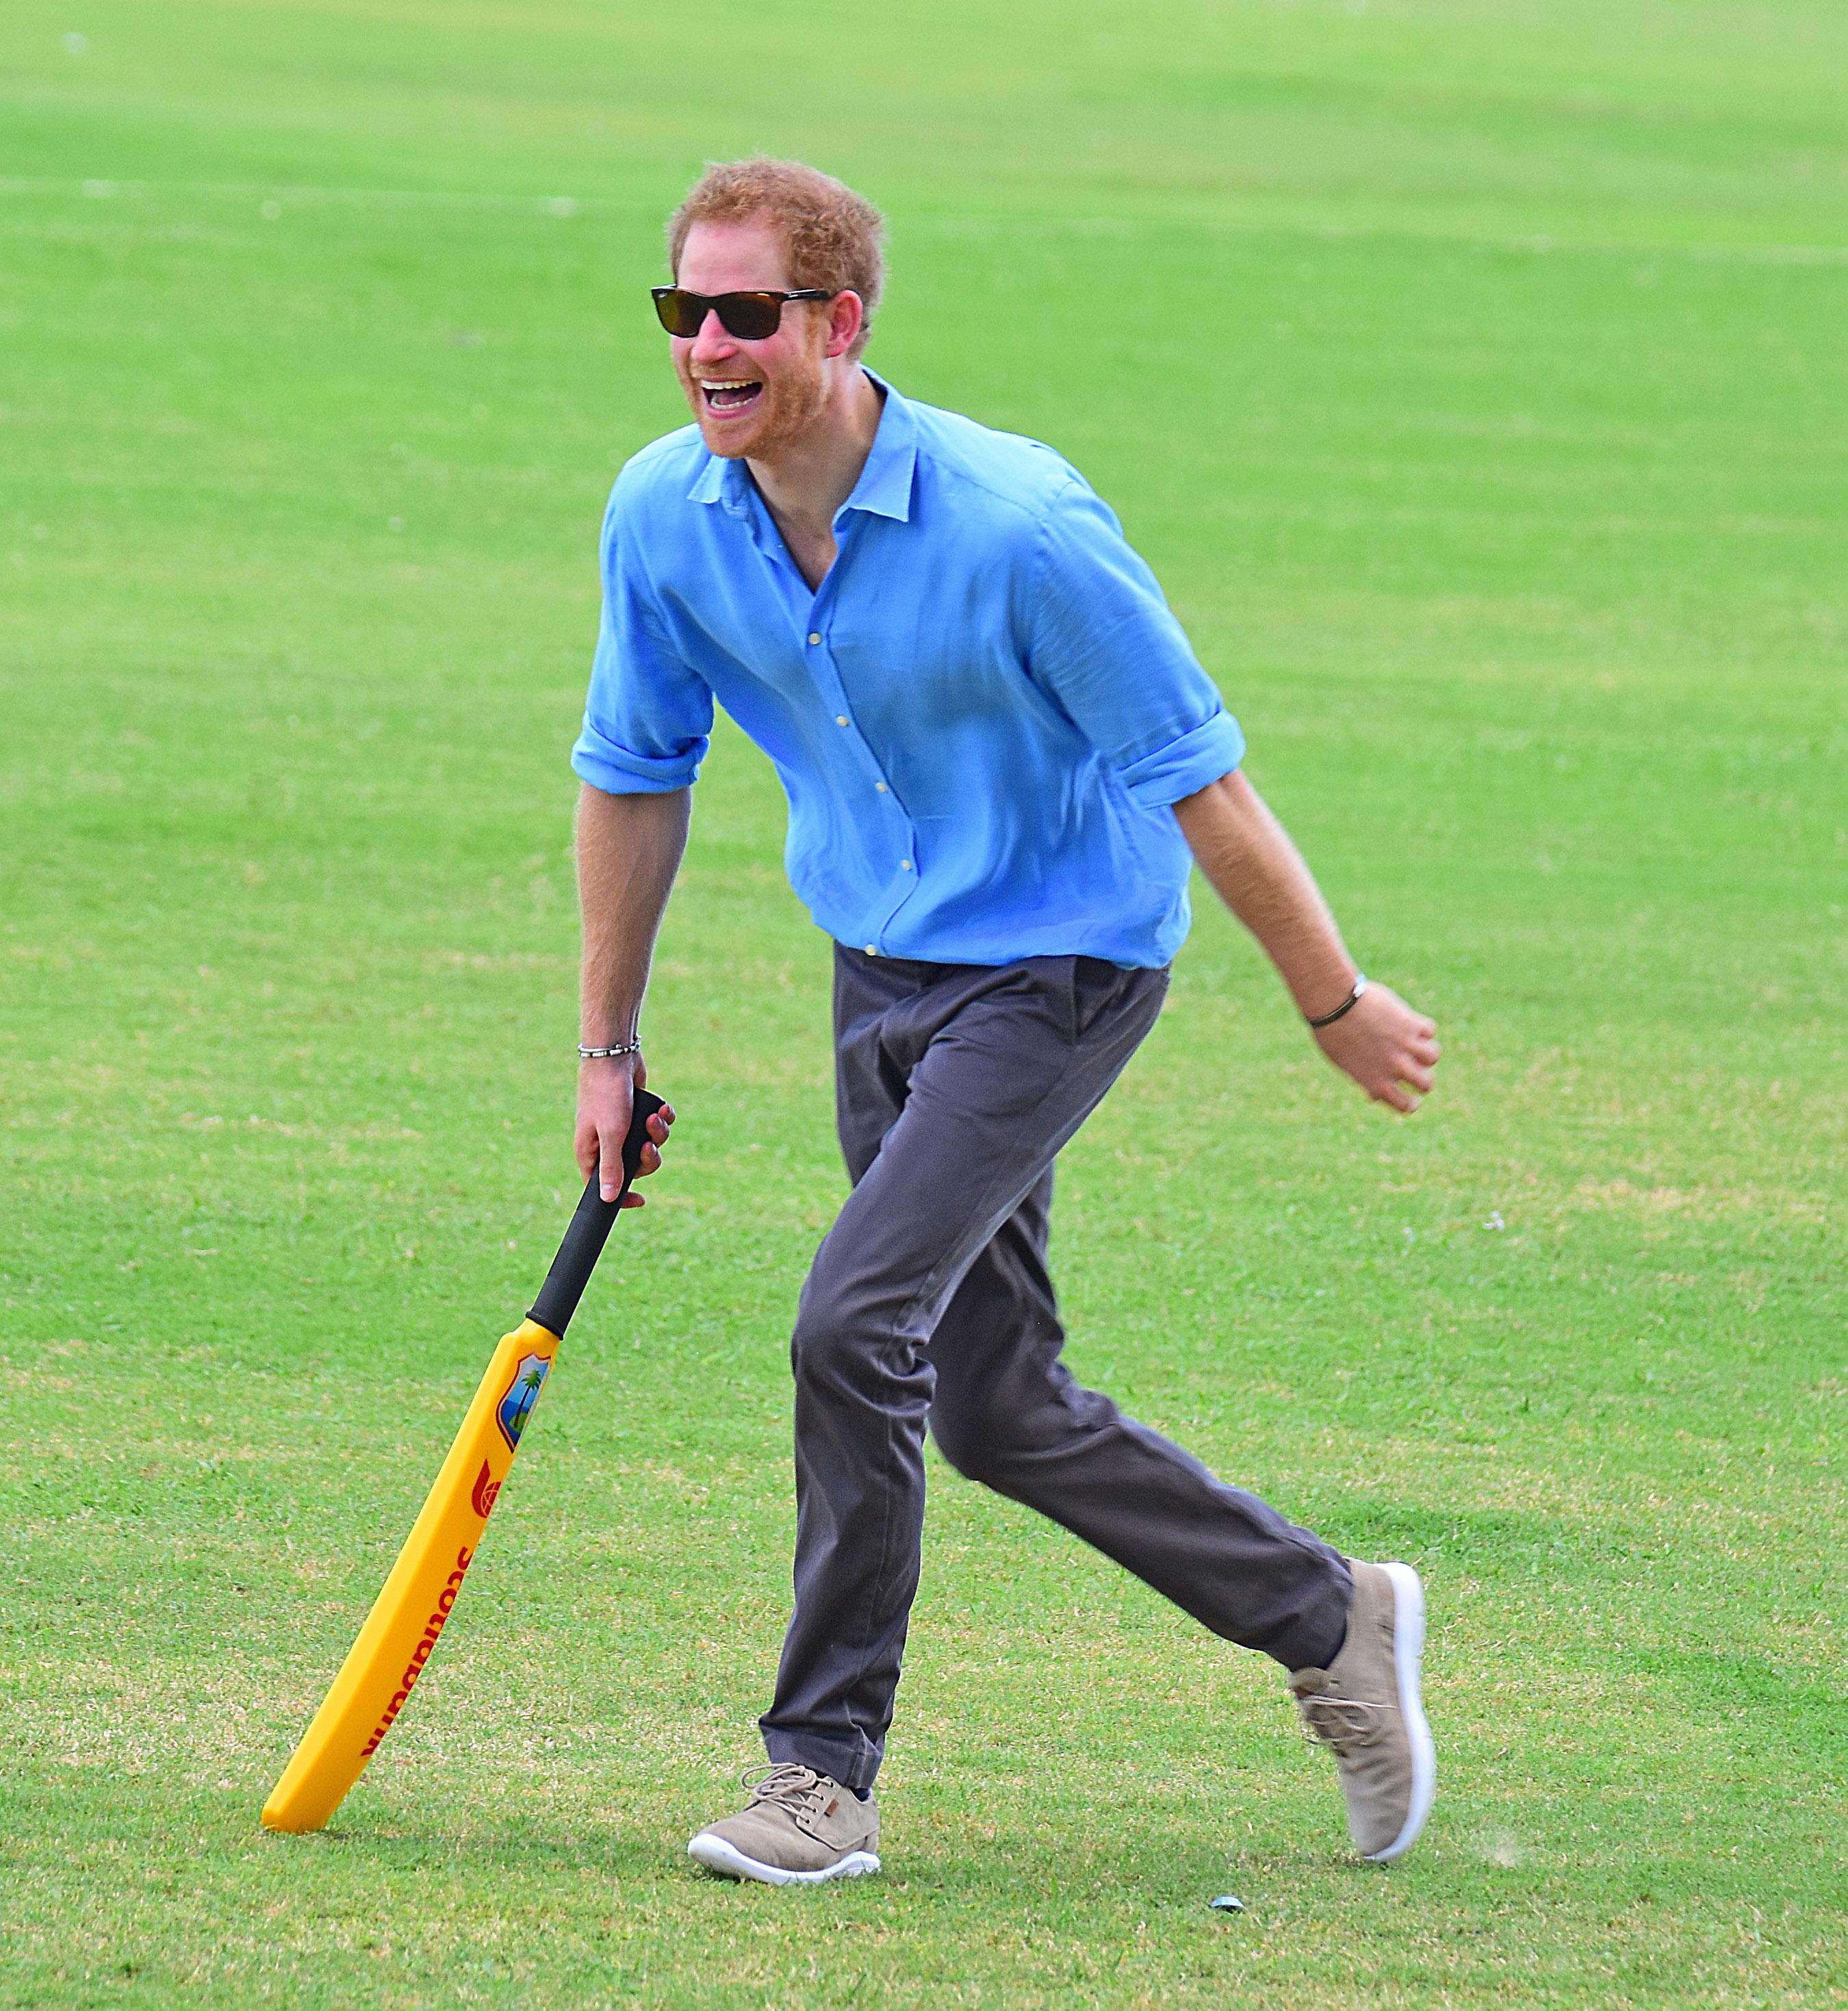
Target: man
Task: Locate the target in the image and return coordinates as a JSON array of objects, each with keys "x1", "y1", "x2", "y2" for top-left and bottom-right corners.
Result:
[{"x1": 572, "y1": 158, "x2": 1441, "y2": 1886}]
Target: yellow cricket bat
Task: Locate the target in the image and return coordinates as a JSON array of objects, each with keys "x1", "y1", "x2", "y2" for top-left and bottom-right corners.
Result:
[{"x1": 261, "y1": 1089, "x2": 666, "y2": 1834}]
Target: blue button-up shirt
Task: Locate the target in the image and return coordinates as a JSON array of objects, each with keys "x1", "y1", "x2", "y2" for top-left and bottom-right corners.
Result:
[{"x1": 572, "y1": 374, "x2": 1244, "y2": 968}]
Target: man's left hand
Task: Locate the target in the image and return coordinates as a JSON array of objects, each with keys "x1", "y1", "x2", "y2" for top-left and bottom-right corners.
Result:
[{"x1": 1313, "y1": 985, "x2": 1440, "y2": 1114}]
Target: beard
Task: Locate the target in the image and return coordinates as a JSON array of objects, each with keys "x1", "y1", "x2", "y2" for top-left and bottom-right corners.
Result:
[{"x1": 684, "y1": 344, "x2": 831, "y2": 461}]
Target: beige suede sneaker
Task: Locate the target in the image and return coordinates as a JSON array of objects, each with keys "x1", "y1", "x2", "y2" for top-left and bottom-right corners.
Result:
[
  {"x1": 687, "y1": 1765, "x2": 881, "y2": 1886},
  {"x1": 1291, "y1": 1559, "x2": 1435, "y2": 1862}
]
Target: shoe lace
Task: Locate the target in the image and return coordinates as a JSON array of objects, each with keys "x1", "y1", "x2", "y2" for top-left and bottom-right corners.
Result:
[
  {"x1": 741, "y1": 1763, "x2": 833, "y2": 1820},
  {"x1": 1296, "y1": 1693, "x2": 1393, "y2": 1757}
]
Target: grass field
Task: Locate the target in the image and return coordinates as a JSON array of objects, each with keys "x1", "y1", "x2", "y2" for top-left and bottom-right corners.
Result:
[{"x1": 3, "y1": 1, "x2": 1845, "y2": 2005}]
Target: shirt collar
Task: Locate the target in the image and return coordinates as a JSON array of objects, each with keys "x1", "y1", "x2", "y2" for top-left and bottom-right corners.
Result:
[
  {"x1": 840, "y1": 372, "x2": 916, "y2": 522},
  {"x1": 685, "y1": 370, "x2": 916, "y2": 524},
  {"x1": 686, "y1": 448, "x2": 743, "y2": 510}
]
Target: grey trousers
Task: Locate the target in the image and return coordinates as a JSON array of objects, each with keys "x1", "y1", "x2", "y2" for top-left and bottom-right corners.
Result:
[{"x1": 759, "y1": 945, "x2": 1352, "y2": 1791}]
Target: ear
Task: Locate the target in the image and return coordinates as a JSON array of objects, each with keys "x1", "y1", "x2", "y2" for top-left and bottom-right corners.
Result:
[{"x1": 823, "y1": 290, "x2": 865, "y2": 361}]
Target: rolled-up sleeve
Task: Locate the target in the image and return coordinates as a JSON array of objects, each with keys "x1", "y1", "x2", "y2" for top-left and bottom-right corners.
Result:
[
  {"x1": 1026, "y1": 477, "x2": 1244, "y2": 808},
  {"x1": 571, "y1": 484, "x2": 714, "y2": 795}
]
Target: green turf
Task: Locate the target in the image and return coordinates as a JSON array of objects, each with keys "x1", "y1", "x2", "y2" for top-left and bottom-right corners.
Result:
[{"x1": 3, "y1": 1, "x2": 1845, "y2": 2004}]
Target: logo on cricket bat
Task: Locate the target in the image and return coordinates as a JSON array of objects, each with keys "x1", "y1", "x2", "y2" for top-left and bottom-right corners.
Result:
[
  {"x1": 359, "y1": 1544, "x2": 474, "y2": 1757},
  {"x1": 470, "y1": 1461, "x2": 501, "y2": 1518},
  {"x1": 496, "y1": 1351, "x2": 551, "y2": 1450}
]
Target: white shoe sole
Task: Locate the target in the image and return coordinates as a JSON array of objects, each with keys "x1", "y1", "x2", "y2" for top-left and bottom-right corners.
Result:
[
  {"x1": 1365, "y1": 1561, "x2": 1436, "y2": 1862},
  {"x1": 687, "y1": 1832, "x2": 881, "y2": 1886}
]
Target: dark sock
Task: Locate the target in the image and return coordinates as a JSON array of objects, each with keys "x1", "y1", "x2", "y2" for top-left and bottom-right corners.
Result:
[{"x1": 1324, "y1": 1562, "x2": 1358, "y2": 1665}]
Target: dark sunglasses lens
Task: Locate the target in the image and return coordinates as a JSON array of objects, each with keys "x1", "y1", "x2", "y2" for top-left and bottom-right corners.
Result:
[
  {"x1": 653, "y1": 289, "x2": 705, "y2": 337},
  {"x1": 715, "y1": 293, "x2": 783, "y2": 340}
]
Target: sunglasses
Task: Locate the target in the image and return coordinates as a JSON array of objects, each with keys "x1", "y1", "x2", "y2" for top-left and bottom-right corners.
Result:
[{"x1": 651, "y1": 285, "x2": 835, "y2": 341}]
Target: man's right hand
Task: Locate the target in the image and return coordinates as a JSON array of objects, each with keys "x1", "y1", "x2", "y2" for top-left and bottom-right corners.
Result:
[{"x1": 575, "y1": 1055, "x2": 675, "y2": 1205}]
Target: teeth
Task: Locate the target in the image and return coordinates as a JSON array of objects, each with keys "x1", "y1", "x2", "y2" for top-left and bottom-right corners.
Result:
[{"x1": 700, "y1": 380, "x2": 760, "y2": 392}]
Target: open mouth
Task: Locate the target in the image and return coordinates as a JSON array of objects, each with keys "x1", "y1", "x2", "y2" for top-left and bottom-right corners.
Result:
[{"x1": 700, "y1": 378, "x2": 763, "y2": 418}]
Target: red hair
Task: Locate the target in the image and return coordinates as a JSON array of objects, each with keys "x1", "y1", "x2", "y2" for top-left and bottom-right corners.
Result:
[{"x1": 667, "y1": 157, "x2": 886, "y2": 358}]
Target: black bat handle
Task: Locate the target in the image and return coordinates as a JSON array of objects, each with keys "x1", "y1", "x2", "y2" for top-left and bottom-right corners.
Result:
[{"x1": 528, "y1": 1087, "x2": 667, "y2": 1338}]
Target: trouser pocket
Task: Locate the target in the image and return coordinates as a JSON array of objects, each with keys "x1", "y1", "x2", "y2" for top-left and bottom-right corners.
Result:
[{"x1": 1066, "y1": 956, "x2": 1168, "y2": 1045}]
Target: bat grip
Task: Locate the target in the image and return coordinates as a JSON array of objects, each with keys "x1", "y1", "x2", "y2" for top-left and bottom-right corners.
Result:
[{"x1": 528, "y1": 1087, "x2": 666, "y2": 1337}]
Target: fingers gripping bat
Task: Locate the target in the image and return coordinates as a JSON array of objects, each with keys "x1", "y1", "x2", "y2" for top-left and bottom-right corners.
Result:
[{"x1": 261, "y1": 1090, "x2": 666, "y2": 1834}]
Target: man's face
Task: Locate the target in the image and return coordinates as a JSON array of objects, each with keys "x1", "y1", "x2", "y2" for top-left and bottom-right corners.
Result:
[{"x1": 669, "y1": 218, "x2": 834, "y2": 460}]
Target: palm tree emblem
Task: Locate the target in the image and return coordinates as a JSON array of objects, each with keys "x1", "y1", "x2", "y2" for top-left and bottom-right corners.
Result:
[{"x1": 497, "y1": 1353, "x2": 552, "y2": 1448}]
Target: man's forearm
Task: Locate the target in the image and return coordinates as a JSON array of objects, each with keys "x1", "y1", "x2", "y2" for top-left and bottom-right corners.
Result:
[
  {"x1": 575, "y1": 783, "x2": 691, "y2": 1045},
  {"x1": 1172, "y1": 771, "x2": 1356, "y2": 1022}
]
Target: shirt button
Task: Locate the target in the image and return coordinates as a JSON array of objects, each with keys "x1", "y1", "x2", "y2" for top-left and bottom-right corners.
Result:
[
  {"x1": 808, "y1": 632, "x2": 821, "y2": 646},
  {"x1": 836, "y1": 715, "x2": 849, "y2": 727},
  {"x1": 899, "y1": 859, "x2": 912, "y2": 871},
  {"x1": 863, "y1": 944, "x2": 877, "y2": 956},
  {"x1": 875, "y1": 782, "x2": 888, "y2": 793}
]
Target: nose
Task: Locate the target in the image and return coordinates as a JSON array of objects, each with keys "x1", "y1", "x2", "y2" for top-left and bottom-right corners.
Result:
[{"x1": 687, "y1": 309, "x2": 739, "y2": 370}]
